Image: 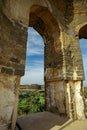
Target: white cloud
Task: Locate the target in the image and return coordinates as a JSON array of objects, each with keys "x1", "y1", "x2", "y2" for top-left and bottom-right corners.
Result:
[
  {"x1": 26, "y1": 27, "x2": 44, "y2": 56},
  {"x1": 25, "y1": 60, "x2": 44, "y2": 71},
  {"x1": 20, "y1": 57, "x2": 44, "y2": 85},
  {"x1": 21, "y1": 27, "x2": 44, "y2": 85},
  {"x1": 20, "y1": 67, "x2": 44, "y2": 85},
  {"x1": 26, "y1": 46, "x2": 44, "y2": 56}
]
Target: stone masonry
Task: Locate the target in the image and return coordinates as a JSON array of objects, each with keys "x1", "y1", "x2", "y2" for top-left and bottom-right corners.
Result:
[{"x1": 0, "y1": 0, "x2": 87, "y2": 129}]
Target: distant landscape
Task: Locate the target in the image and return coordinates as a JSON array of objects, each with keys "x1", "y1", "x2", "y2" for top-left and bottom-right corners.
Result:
[
  {"x1": 20, "y1": 84, "x2": 44, "y2": 91},
  {"x1": 18, "y1": 85, "x2": 87, "y2": 116}
]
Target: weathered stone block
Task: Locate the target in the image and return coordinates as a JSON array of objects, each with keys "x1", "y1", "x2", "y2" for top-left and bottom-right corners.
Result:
[{"x1": 1, "y1": 67, "x2": 13, "y2": 74}]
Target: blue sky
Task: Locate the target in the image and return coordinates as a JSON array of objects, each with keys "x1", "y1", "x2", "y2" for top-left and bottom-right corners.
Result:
[
  {"x1": 80, "y1": 39, "x2": 87, "y2": 87},
  {"x1": 20, "y1": 27, "x2": 87, "y2": 86},
  {"x1": 20, "y1": 27, "x2": 44, "y2": 85}
]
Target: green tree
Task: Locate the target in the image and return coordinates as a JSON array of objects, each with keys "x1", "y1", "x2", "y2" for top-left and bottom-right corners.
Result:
[{"x1": 18, "y1": 90, "x2": 45, "y2": 115}]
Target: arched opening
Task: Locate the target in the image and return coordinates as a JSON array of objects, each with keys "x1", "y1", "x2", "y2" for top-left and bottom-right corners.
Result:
[
  {"x1": 79, "y1": 24, "x2": 87, "y2": 115},
  {"x1": 29, "y1": 5, "x2": 64, "y2": 115},
  {"x1": 21, "y1": 27, "x2": 44, "y2": 85},
  {"x1": 18, "y1": 5, "x2": 61, "y2": 116},
  {"x1": 19, "y1": 27, "x2": 45, "y2": 115},
  {"x1": 80, "y1": 39, "x2": 87, "y2": 87},
  {"x1": 15, "y1": 5, "x2": 69, "y2": 130}
]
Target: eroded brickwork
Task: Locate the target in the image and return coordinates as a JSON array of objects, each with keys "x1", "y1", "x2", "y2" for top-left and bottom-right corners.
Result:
[
  {"x1": 0, "y1": 11, "x2": 27, "y2": 76},
  {"x1": 0, "y1": 0, "x2": 87, "y2": 130}
]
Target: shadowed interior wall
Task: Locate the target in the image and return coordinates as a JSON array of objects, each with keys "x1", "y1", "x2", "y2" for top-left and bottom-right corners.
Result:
[{"x1": 0, "y1": 10, "x2": 28, "y2": 130}]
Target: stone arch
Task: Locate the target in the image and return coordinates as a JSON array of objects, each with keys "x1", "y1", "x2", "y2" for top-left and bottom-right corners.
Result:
[
  {"x1": 0, "y1": 1, "x2": 87, "y2": 130},
  {"x1": 29, "y1": 4, "x2": 62, "y2": 69},
  {"x1": 78, "y1": 23, "x2": 87, "y2": 115},
  {"x1": 79, "y1": 24, "x2": 87, "y2": 39},
  {"x1": 62, "y1": 22, "x2": 86, "y2": 119},
  {"x1": 77, "y1": 23, "x2": 87, "y2": 80},
  {"x1": 29, "y1": 5, "x2": 61, "y2": 48},
  {"x1": 75, "y1": 22, "x2": 87, "y2": 34},
  {"x1": 29, "y1": 5, "x2": 66, "y2": 115}
]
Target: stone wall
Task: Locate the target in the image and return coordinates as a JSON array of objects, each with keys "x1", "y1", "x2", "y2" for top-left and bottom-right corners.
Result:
[
  {"x1": 65, "y1": 81, "x2": 85, "y2": 119},
  {"x1": 0, "y1": 11, "x2": 27, "y2": 76},
  {"x1": 0, "y1": 9, "x2": 28, "y2": 130},
  {"x1": 0, "y1": 0, "x2": 87, "y2": 129},
  {"x1": 46, "y1": 81, "x2": 66, "y2": 115},
  {"x1": 0, "y1": 74, "x2": 20, "y2": 130}
]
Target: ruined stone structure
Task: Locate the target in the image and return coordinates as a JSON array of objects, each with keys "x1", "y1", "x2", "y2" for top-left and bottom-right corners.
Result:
[{"x1": 0, "y1": 0, "x2": 87, "y2": 130}]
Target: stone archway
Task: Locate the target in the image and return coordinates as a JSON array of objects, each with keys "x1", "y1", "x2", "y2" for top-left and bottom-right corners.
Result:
[
  {"x1": 79, "y1": 24, "x2": 87, "y2": 39},
  {"x1": 0, "y1": 0, "x2": 87, "y2": 130},
  {"x1": 79, "y1": 24, "x2": 87, "y2": 115},
  {"x1": 0, "y1": 3, "x2": 66, "y2": 130},
  {"x1": 29, "y1": 5, "x2": 66, "y2": 115}
]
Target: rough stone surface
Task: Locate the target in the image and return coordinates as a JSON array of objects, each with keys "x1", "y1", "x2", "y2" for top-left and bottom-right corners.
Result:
[
  {"x1": 14, "y1": 112, "x2": 87, "y2": 130},
  {"x1": 45, "y1": 81, "x2": 66, "y2": 115},
  {"x1": 0, "y1": 11, "x2": 27, "y2": 76},
  {"x1": 0, "y1": 74, "x2": 19, "y2": 130},
  {"x1": 15, "y1": 112, "x2": 69, "y2": 130},
  {"x1": 0, "y1": 0, "x2": 87, "y2": 129},
  {"x1": 65, "y1": 81, "x2": 85, "y2": 120}
]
